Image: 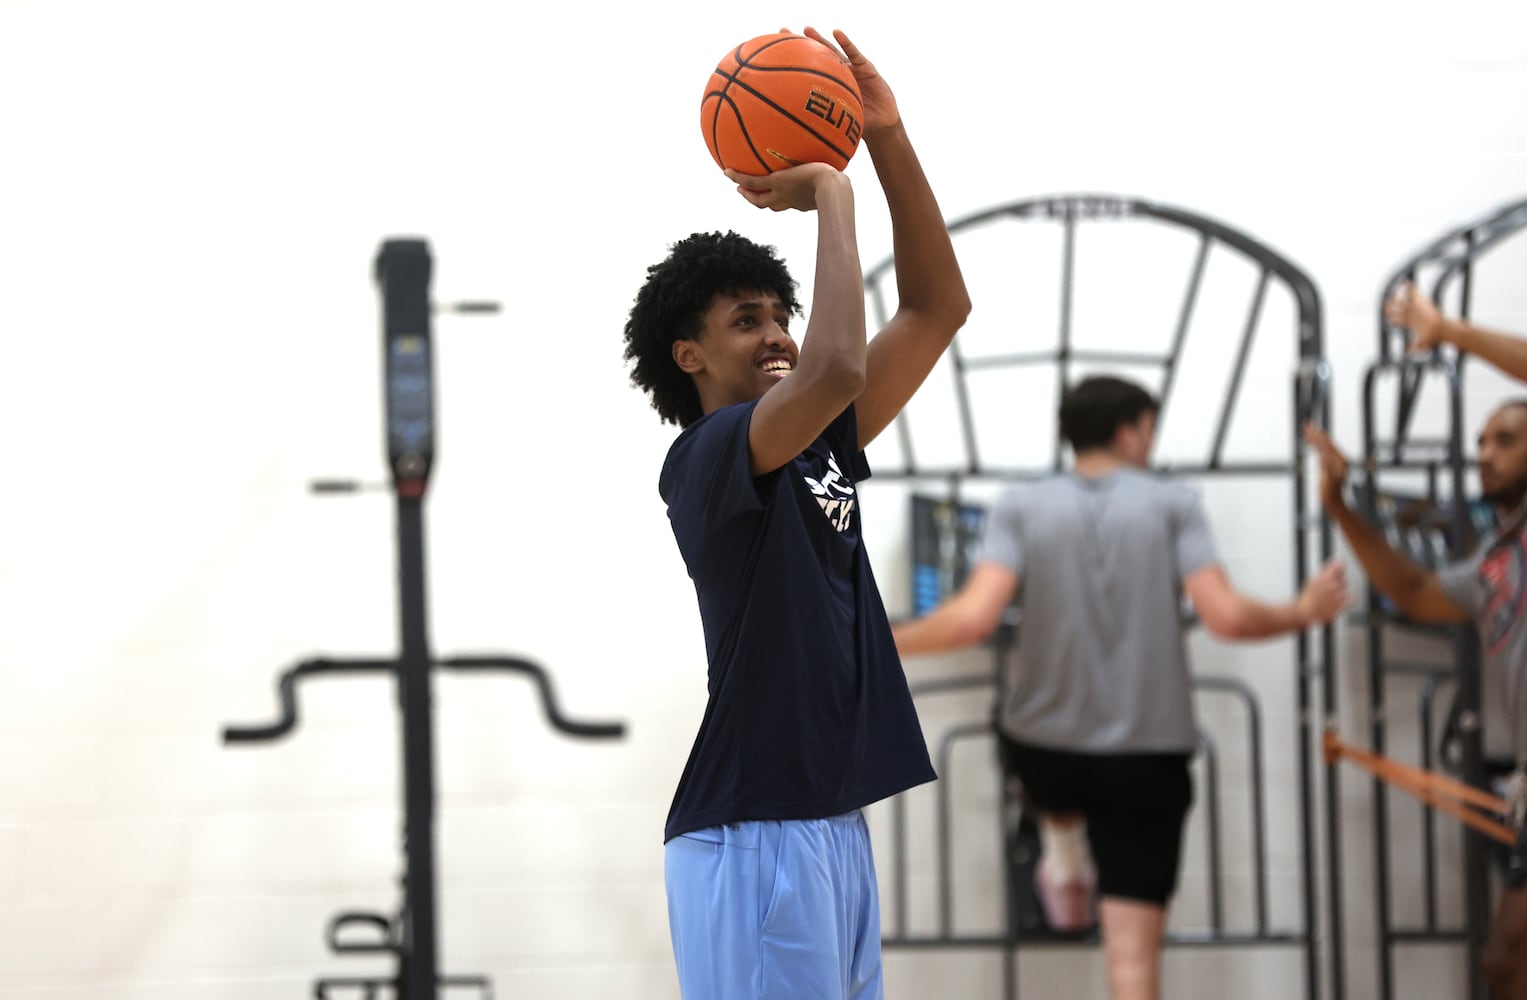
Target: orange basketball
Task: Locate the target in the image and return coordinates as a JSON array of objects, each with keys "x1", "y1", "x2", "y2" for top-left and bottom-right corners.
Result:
[{"x1": 700, "y1": 32, "x2": 864, "y2": 175}]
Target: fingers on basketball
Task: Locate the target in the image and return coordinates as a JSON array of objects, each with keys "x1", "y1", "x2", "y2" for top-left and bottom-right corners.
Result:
[
  {"x1": 802, "y1": 26, "x2": 850, "y2": 64},
  {"x1": 831, "y1": 29, "x2": 864, "y2": 60}
]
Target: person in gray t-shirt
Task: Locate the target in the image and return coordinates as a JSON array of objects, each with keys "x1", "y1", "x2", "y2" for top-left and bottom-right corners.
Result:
[
  {"x1": 1309, "y1": 396, "x2": 1527, "y2": 1000},
  {"x1": 895, "y1": 376, "x2": 1347, "y2": 1000},
  {"x1": 979, "y1": 467, "x2": 1217, "y2": 755}
]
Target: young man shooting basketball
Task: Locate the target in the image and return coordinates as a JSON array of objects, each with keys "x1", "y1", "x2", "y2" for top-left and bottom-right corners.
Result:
[{"x1": 622, "y1": 27, "x2": 969, "y2": 1000}]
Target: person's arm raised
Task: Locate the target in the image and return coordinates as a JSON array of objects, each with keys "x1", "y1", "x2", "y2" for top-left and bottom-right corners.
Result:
[
  {"x1": 729, "y1": 163, "x2": 867, "y2": 476},
  {"x1": 1389, "y1": 280, "x2": 1527, "y2": 384},
  {"x1": 1304, "y1": 423, "x2": 1469, "y2": 624},
  {"x1": 800, "y1": 27, "x2": 971, "y2": 450}
]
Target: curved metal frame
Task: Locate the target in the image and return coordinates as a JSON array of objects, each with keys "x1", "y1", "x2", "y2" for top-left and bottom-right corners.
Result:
[
  {"x1": 220, "y1": 239, "x2": 625, "y2": 1000},
  {"x1": 865, "y1": 192, "x2": 1326, "y2": 478},
  {"x1": 866, "y1": 193, "x2": 1336, "y2": 1000},
  {"x1": 1349, "y1": 194, "x2": 1527, "y2": 1000}
]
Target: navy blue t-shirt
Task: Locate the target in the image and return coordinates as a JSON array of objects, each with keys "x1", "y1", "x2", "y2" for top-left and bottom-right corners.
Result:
[{"x1": 659, "y1": 400, "x2": 937, "y2": 843}]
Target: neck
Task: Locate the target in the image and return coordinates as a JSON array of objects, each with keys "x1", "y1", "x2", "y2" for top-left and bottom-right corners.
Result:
[
  {"x1": 1494, "y1": 491, "x2": 1527, "y2": 522},
  {"x1": 695, "y1": 379, "x2": 753, "y2": 418},
  {"x1": 1072, "y1": 450, "x2": 1126, "y2": 478}
]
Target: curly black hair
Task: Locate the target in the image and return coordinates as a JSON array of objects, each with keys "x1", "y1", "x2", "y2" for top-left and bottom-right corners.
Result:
[{"x1": 623, "y1": 231, "x2": 800, "y2": 427}]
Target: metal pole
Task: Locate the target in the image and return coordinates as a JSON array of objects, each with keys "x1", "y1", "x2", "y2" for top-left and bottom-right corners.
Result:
[
  {"x1": 1446, "y1": 363, "x2": 1490, "y2": 1000},
  {"x1": 1362, "y1": 364, "x2": 1395, "y2": 1000},
  {"x1": 397, "y1": 497, "x2": 438, "y2": 1000},
  {"x1": 1297, "y1": 365, "x2": 1334, "y2": 1000},
  {"x1": 377, "y1": 239, "x2": 440, "y2": 1000},
  {"x1": 1054, "y1": 213, "x2": 1076, "y2": 472},
  {"x1": 1419, "y1": 674, "x2": 1442, "y2": 931}
]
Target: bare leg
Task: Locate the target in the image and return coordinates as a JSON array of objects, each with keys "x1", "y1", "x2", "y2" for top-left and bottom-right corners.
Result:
[
  {"x1": 1099, "y1": 896, "x2": 1167, "y2": 1000},
  {"x1": 1035, "y1": 811, "x2": 1096, "y2": 930},
  {"x1": 1484, "y1": 887, "x2": 1527, "y2": 999},
  {"x1": 1039, "y1": 811, "x2": 1089, "y2": 873}
]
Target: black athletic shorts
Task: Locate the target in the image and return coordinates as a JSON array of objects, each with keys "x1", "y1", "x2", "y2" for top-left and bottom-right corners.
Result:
[{"x1": 998, "y1": 732, "x2": 1194, "y2": 907}]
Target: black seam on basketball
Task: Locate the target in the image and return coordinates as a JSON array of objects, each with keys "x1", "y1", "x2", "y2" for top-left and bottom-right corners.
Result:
[
  {"x1": 735, "y1": 36, "x2": 797, "y2": 65},
  {"x1": 708, "y1": 91, "x2": 770, "y2": 172},
  {"x1": 734, "y1": 37, "x2": 856, "y2": 92},
  {"x1": 703, "y1": 93, "x2": 724, "y2": 162},
  {"x1": 710, "y1": 70, "x2": 856, "y2": 163},
  {"x1": 738, "y1": 64, "x2": 858, "y2": 96},
  {"x1": 707, "y1": 67, "x2": 736, "y2": 105},
  {"x1": 722, "y1": 77, "x2": 857, "y2": 161},
  {"x1": 707, "y1": 37, "x2": 860, "y2": 167},
  {"x1": 712, "y1": 62, "x2": 857, "y2": 101},
  {"x1": 708, "y1": 66, "x2": 741, "y2": 94},
  {"x1": 740, "y1": 129, "x2": 770, "y2": 172}
]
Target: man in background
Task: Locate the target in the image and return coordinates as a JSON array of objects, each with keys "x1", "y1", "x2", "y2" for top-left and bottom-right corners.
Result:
[{"x1": 896, "y1": 374, "x2": 1347, "y2": 1000}]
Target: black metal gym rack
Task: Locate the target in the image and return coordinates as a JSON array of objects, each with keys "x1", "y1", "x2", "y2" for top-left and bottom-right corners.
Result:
[
  {"x1": 222, "y1": 238, "x2": 626, "y2": 1000},
  {"x1": 1345, "y1": 195, "x2": 1527, "y2": 1000},
  {"x1": 866, "y1": 194, "x2": 1338, "y2": 1000}
]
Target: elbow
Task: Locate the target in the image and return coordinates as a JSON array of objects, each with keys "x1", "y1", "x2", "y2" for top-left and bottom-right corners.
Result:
[
  {"x1": 1198, "y1": 606, "x2": 1248, "y2": 641},
  {"x1": 951, "y1": 616, "x2": 994, "y2": 650},
  {"x1": 843, "y1": 363, "x2": 868, "y2": 398},
  {"x1": 912, "y1": 611, "x2": 992, "y2": 654},
  {"x1": 1202, "y1": 620, "x2": 1244, "y2": 642},
  {"x1": 922, "y1": 290, "x2": 974, "y2": 338},
  {"x1": 897, "y1": 284, "x2": 972, "y2": 342},
  {"x1": 817, "y1": 355, "x2": 867, "y2": 402},
  {"x1": 952, "y1": 288, "x2": 974, "y2": 327}
]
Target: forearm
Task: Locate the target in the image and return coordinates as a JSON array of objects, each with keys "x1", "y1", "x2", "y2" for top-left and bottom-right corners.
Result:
[
  {"x1": 798, "y1": 177, "x2": 867, "y2": 379},
  {"x1": 892, "y1": 606, "x2": 987, "y2": 657},
  {"x1": 866, "y1": 121, "x2": 970, "y2": 321},
  {"x1": 1216, "y1": 595, "x2": 1309, "y2": 640},
  {"x1": 1442, "y1": 319, "x2": 1527, "y2": 384},
  {"x1": 1325, "y1": 494, "x2": 1431, "y2": 606}
]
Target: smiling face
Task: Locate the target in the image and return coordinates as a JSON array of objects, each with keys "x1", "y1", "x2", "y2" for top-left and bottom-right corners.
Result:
[
  {"x1": 1478, "y1": 403, "x2": 1527, "y2": 511},
  {"x1": 672, "y1": 289, "x2": 798, "y2": 416}
]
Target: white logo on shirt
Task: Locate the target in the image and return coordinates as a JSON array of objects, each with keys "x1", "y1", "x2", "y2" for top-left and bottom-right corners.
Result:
[{"x1": 804, "y1": 452, "x2": 856, "y2": 533}]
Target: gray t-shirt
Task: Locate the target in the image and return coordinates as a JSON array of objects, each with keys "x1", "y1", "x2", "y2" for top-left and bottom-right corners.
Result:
[
  {"x1": 980, "y1": 468, "x2": 1219, "y2": 753},
  {"x1": 1436, "y1": 504, "x2": 1527, "y2": 767}
]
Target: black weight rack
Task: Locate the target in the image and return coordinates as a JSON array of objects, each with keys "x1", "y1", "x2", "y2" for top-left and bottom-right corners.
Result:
[
  {"x1": 865, "y1": 193, "x2": 1338, "y2": 1000},
  {"x1": 1343, "y1": 195, "x2": 1527, "y2": 1000},
  {"x1": 222, "y1": 239, "x2": 626, "y2": 1000}
]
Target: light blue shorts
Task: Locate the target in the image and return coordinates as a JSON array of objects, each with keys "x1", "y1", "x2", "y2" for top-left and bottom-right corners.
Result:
[{"x1": 664, "y1": 811, "x2": 884, "y2": 1000}]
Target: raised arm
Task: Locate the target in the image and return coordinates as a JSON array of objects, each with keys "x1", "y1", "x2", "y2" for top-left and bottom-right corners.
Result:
[
  {"x1": 729, "y1": 162, "x2": 867, "y2": 475},
  {"x1": 892, "y1": 562, "x2": 1018, "y2": 656},
  {"x1": 1388, "y1": 280, "x2": 1527, "y2": 384},
  {"x1": 804, "y1": 28, "x2": 971, "y2": 449},
  {"x1": 1304, "y1": 423, "x2": 1469, "y2": 624}
]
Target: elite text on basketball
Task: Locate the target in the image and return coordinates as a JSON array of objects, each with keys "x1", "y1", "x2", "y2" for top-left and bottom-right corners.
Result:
[{"x1": 805, "y1": 90, "x2": 862, "y2": 148}]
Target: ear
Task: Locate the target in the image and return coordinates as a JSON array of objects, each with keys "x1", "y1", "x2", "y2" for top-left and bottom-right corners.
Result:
[{"x1": 672, "y1": 338, "x2": 705, "y2": 375}]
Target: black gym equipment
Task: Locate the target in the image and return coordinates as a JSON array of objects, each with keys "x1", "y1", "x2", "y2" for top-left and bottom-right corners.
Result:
[
  {"x1": 1340, "y1": 195, "x2": 1527, "y2": 1000},
  {"x1": 222, "y1": 238, "x2": 625, "y2": 1000},
  {"x1": 873, "y1": 193, "x2": 1337, "y2": 1000}
]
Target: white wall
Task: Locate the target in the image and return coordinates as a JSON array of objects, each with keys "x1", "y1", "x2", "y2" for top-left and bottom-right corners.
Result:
[{"x1": 1, "y1": 0, "x2": 1525, "y2": 996}]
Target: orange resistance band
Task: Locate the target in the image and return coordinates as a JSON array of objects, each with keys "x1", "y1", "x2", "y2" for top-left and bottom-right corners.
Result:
[{"x1": 1323, "y1": 729, "x2": 1517, "y2": 847}]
